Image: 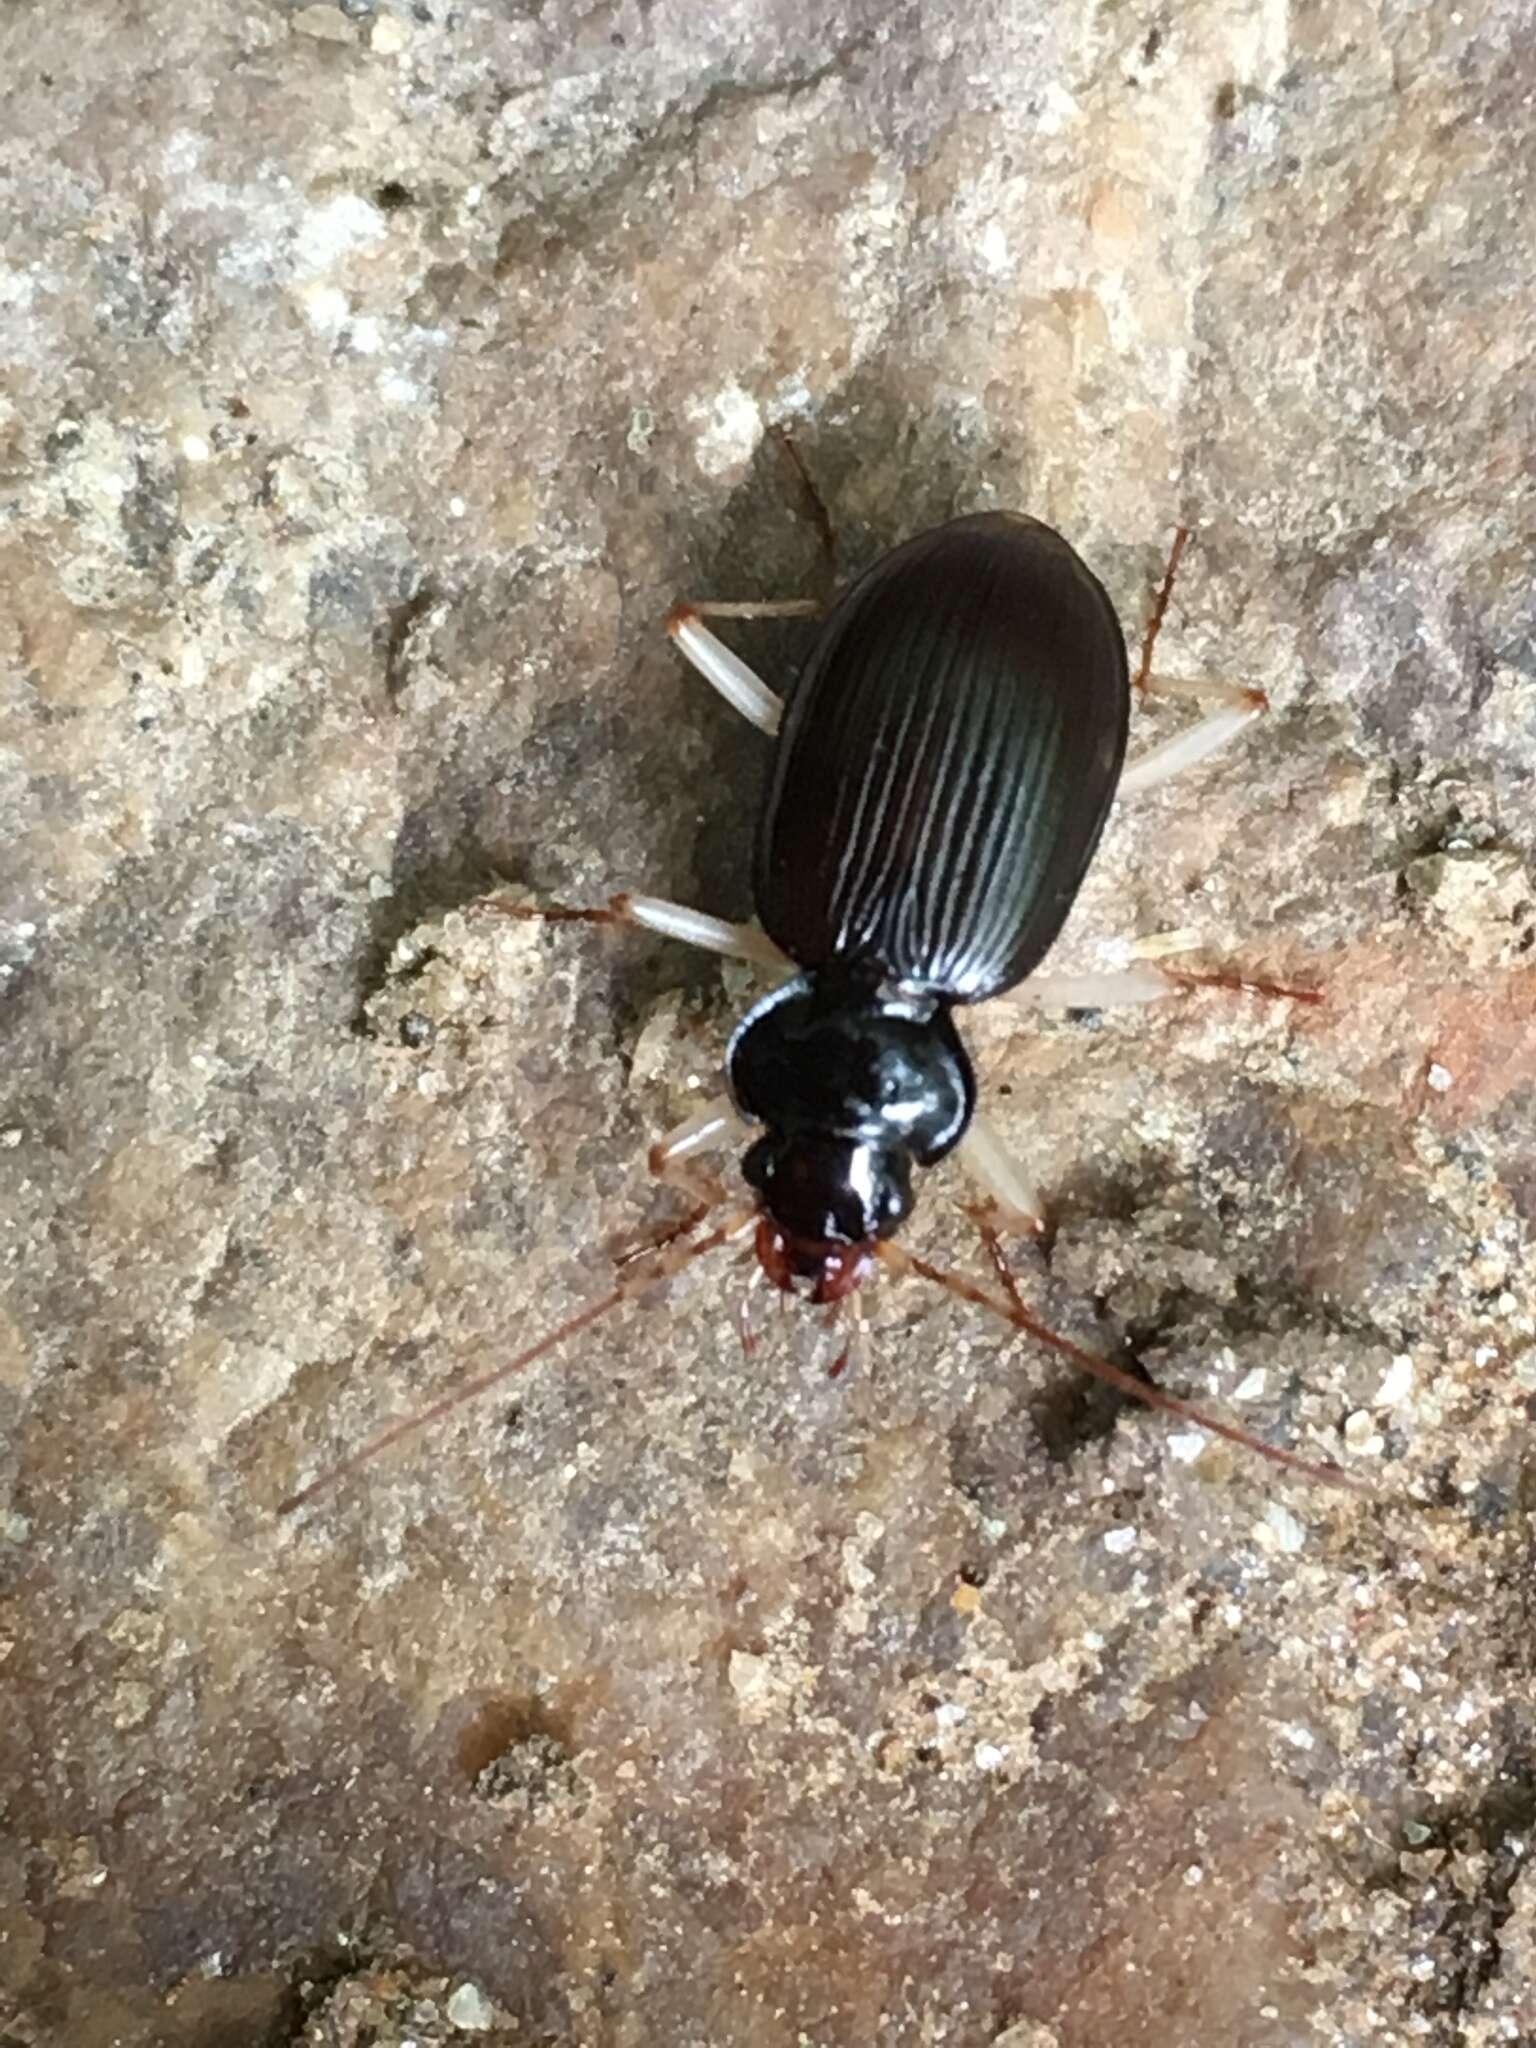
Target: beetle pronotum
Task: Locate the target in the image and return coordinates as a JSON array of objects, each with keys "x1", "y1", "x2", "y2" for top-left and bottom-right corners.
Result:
[{"x1": 280, "y1": 512, "x2": 1353, "y2": 1513}]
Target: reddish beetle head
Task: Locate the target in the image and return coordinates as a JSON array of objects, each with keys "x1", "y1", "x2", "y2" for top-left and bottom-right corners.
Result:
[
  {"x1": 742, "y1": 1130, "x2": 910, "y2": 1304},
  {"x1": 753, "y1": 1215, "x2": 875, "y2": 1303}
]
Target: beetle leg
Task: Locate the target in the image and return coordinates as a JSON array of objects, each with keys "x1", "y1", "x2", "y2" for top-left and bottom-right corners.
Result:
[
  {"x1": 1158, "y1": 964, "x2": 1323, "y2": 1004},
  {"x1": 666, "y1": 604, "x2": 812, "y2": 734},
  {"x1": 1125, "y1": 523, "x2": 1267, "y2": 791},
  {"x1": 1132, "y1": 524, "x2": 1191, "y2": 691},
  {"x1": 486, "y1": 890, "x2": 790, "y2": 969},
  {"x1": 601, "y1": 1095, "x2": 755, "y2": 1269},
  {"x1": 1006, "y1": 959, "x2": 1320, "y2": 1010},
  {"x1": 1119, "y1": 688, "x2": 1267, "y2": 796},
  {"x1": 956, "y1": 1113, "x2": 1047, "y2": 1236},
  {"x1": 898, "y1": 1214, "x2": 1363, "y2": 1491},
  {"x1": 619, "y1": 892, "x2": 791, "y2": 967},
  {"x1": 647, "y1": 1095, "x2": 753, "y2": 1192},
  {"x1": 1004, "y1": 964, "x2": 1178, "y2": 1011},
  {"x1": 676, "y1": 599, "x2": 823, "y2": 619}
]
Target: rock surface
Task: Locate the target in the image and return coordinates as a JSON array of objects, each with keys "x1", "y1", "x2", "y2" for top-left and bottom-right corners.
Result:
[{"x1": 2, "y1": 2, "x2": 1534, "y2": 2044}]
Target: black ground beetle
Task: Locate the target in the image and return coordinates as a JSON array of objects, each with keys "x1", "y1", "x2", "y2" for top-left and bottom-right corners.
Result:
[{"x1": 280, "y1": 511, "x2": 1351, "y2": 1512}]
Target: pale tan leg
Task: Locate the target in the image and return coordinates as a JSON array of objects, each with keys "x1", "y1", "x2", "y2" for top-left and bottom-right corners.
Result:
[
  {"x1": 609, "y1": 1096, "x2": 756, "y2": 1269},
  {"x1": 665, "y1": 599, "x2": 819, "y2": 735},
  {"x1": 1005, "y1": 956, "x2": 1320, "y2": 1011},
  {"x1": 956, "y1": 1112, "x2": 1046, "y2": 1236},
  {"x1": 1120, "y1": 677, "x2": 1267, "y2": 796},
  {"x1": 484, "y1": 890, "x2": 789, "y2": 970},
  {"x1": 1004, "y1": 964, "x2": 1178, "y2": 1012},
  {"x1": 1122, "y1": 523, "x2": 1268, "y2": 794},
  {"x1": 647, "y1": 1096, "x2": 753, "y2": 1190}
]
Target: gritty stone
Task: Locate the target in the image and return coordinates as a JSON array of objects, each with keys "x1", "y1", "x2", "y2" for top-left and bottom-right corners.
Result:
[
  {"x1": 1258, "y1": 1502, "x2": 1308, "y2": 1555},
  {"x1": 443, "y1": 1981, "x2": 495, "y2": 2032},
  {"x1": 1166, "y1": 1428, "x2": 1209, "y2": 1464},
  {"x1": 3, "y1": 1, "x2": 1534, "y2": 2044},
  {"x1": 1405, "y1": 846, "x2": 1534, "y2": 969},
  {"x1": 1374, "y1": 1352, "x2": 1416, "y2": 1407},
  {"x1": 290, "y1": 3, "x2": 360, "y2": 44},
  {"x1": 1343, "y1": 1410, "x2": 1386, "y2": 1457},
  {"x1": 369, "y1": 16, "x2": 410, "y2": 57}
]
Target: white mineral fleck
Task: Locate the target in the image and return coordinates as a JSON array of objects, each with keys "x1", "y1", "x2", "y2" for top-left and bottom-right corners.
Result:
[
  {"x1": 1343, "y1": 1410, "x2": 1384, "y2": 1455},
  {"x1": 1262, "y1": 1502, "x2": 1307, "y2": 1554},
  {"x1": 445, "y1": 1980, "x2": 495, "y2": 2031},
  {"x1": 689, "y1": 382, "x2": 762, "y2": 476},
  {"x1": 1375, "y1": 1354, "x2": 1415, "y2": 1407}
]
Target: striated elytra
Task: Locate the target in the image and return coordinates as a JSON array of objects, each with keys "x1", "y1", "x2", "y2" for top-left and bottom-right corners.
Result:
[{"x1": 731, "y1": 511, "x2": 1130, "y2": 1298}]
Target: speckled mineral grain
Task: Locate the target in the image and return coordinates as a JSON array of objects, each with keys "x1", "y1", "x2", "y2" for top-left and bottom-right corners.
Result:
[{"x1": 1, "y1": 2, "x2": 1534, "y2": 2045}]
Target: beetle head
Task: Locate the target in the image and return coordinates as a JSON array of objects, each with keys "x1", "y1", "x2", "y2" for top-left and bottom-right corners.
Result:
[
  {"x1": 753, "y1": 1217, "x2": 873, "y2": 1303},
  {"x1": 742, "y1": 1131, "x2": 911, "y2": 1302}
]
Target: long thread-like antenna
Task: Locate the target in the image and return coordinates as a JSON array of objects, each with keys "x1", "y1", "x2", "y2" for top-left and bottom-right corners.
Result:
[
  {"x1": 878, "y1": 1229, "x2": 1366, "y2": 1492},
  {"x1": 277, "y1": 1208, "x2": 752, "y2": 1515}
]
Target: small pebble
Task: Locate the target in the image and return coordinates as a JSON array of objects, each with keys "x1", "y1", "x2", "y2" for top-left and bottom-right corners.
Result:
[
  {"x1": 1427, "y1": 1062, "x2": 1453, "y2": 1092},
  {"x1": 1374, "y1": 1353, "x2": 1415, "y2": 1407},
  {"x1": 1102, "y1": 1525, "x2": 1137, "y2": 1555},
  {"x1": 445, "y1": 1981, "x2": 495, "y2": 2031},
  {"x1": 371, "y1": 12, "x2": 410, "y2": 52},
  {"x1": 1262, "y1": 1501, "x2": 1307, "y2": 1554},
  {"x1": 1343, "y1": 1409, "x2": 1384, "y2": 1456},
  {"x1": 291, "y1": 3, "x2": 357, "y2": 40}
]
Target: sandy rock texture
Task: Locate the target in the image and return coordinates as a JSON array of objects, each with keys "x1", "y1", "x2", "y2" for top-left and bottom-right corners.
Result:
[{"x1": 2, "y1": 0, "x2": 1534, "y2": 2043}]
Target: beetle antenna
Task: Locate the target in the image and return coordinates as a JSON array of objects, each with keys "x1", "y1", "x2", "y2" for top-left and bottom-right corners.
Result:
[
  {"x1": 278, "y1": 1206, "x2": 754, "y2": 1515},
  {"x1": 877, "y1": 1224, "x2": 1366, "y2": 1492},
  {"x1": 1133, "y1": 523, "x2": 1192, "y2": 693}
]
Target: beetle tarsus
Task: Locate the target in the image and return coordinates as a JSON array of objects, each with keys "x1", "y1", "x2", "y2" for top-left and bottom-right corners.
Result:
[
  {"x1": 1133, "y1": 523, "x2": 1192, "y2": 692},
  {"x1": 1165, "y1": 967, "x2": 1324, "y2": 1005}
]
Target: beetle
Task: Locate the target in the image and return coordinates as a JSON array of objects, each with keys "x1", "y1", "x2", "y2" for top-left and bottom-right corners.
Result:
[
  {"x1": 279, "y1": 510, "x2": 1349, "y2": 1513},
  {"x1": 724, "y1": 510, "x2": 1135, "y2": 1303}
]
